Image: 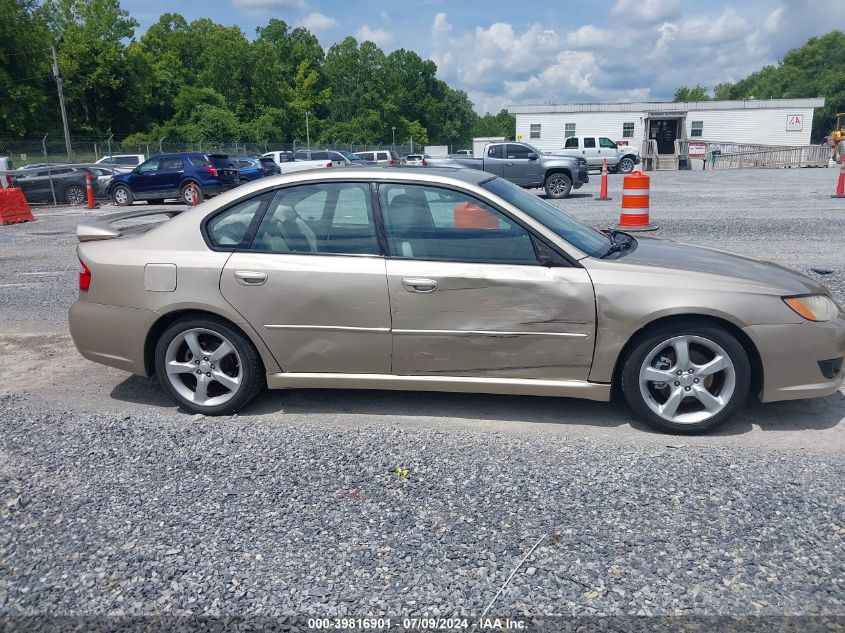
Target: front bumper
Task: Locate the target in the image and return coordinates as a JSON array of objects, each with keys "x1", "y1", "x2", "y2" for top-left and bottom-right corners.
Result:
[
  {"x1": 577, "y1": 167, "x2": 589, "y2": 184},
  {"x1": 744, "y1": 317, "x2": 845, "y2": 402}
]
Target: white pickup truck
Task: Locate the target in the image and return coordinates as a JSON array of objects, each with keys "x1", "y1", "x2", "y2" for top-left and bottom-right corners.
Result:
[
  {"x1": 262, "y1": 151, "x2": 342, "y2": 173},
  {"x1": 547, "y1": 136, "x2": 640, "y2": 173}
]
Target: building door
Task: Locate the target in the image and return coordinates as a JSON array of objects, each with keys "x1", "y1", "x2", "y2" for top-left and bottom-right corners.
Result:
[{"x1": 650, "y1": 119, "x2": 679, "y2": 155}]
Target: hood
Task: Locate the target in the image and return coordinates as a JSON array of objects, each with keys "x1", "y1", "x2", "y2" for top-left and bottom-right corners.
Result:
[{"x1": 621, "y1": 237, "x2": 827, "y2": 296}]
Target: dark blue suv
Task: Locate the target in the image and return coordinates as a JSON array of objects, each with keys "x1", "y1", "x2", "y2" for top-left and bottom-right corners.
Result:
[{"x1": 108, "y1": 153, "x2": 239, "y2": 206}]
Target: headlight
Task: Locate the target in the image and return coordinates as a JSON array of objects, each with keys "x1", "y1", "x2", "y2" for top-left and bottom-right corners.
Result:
[{"x1": 783, "y1": 295, "x2": 841, "y2": 321}]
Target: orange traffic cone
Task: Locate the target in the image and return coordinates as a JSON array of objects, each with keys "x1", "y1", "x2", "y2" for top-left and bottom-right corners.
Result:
[
  {"x1": 617, "y1": 170, "x2": 657, "y2": 231},
  {"x1": 596, "y1": 158, "x2": 611, "y2": 201},
  {"x1": 85, "y1": 172, "x2": 99, "y2": 209},
  {"x1": 832, "y1": 163, "x2": 845, "y2": 199},
  {"x1": 191, "y1": 182, "x2": 198, "y2": 206}
]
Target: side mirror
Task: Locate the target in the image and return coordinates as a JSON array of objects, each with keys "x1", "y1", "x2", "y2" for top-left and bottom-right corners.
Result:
[{"x1": 527, "y1": 152, "x2": 538, "y2": 160}]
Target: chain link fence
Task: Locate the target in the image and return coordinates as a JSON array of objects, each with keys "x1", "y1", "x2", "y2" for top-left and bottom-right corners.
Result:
[{"x1": 0, "y1": 135, "x2": 419, "y2": 166}]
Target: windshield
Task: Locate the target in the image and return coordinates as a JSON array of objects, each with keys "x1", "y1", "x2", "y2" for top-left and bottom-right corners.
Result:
[{"x1": 482, "y1": 177, "x2": 611, "y2": 257}]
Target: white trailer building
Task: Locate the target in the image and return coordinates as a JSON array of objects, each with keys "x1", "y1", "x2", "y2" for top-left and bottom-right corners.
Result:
[{"x1": 509, "y1": 98, "x2": 825, "y2": 169}]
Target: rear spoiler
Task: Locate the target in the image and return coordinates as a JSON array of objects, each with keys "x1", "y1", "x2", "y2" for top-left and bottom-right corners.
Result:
[{"x1": 77, "y1": 207, "x2": 185, "y2": 242}]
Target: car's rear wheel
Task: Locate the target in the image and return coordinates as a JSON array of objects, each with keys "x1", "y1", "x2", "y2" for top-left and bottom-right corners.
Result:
[
  {"x1": 112, "y1": 185, "x2": 134, "y2": 206},
  {"x1": 64, "y1": 185, "x2": 85, "y2": 206},
  {"x1": 617, "y1": 157, "x2": 635, "y2": 174},
  {"x1": 181, "y1": 183, "x2": 203, "y2": 205},
  {"x1": 544, "y1": 172, "x2": 572, "y2": 199},
  {"x1": 154, "y1": 315, "x2": 264, "y2": 415},
  {"x1": 621, "y1": 323, "x2": 750, "y2": 434}
]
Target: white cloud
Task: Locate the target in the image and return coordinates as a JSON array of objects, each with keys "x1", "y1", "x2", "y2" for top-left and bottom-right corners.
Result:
[
  {"x1": 610, "y1": 0, "x2": 681, "y2": 23},
  {"x1": 231, "y1": 0, "x2": 307, "y2": 12},
  {"x1": 355, "y1": 25, "x2": 395, "y2": 47},
  {"x1": 380, "y1": 11, "x2": 392, "y2": 23},
  {"x1": 432, "y1": 12, "x2": 451, "y2": 39},
  {"x1": 299, "y1": 11, "x2": 337, "y2": 32}
]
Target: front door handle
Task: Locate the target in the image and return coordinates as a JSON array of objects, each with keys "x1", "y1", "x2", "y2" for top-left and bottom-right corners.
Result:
[
  {"x1": 234, "y1": 270, "x2": 267, "y2": 286},
  {"x1": 401, "y1": 278, "x2": 438, "y2": 293},
  {"x1": 505, "y1": 162, "x2": 514, "y2": 166}
]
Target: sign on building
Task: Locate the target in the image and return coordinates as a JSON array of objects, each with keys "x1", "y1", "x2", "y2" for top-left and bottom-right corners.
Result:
[
  {"x1": 688, "y1": 142, "x2": 706, "y2": 157},
  {"x1": 786, "y1": 114, "x2": 803, "y2": 131}
]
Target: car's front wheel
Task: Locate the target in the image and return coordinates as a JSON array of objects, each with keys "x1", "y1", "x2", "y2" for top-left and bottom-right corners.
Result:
[
  {"x1": 544, "y1": 172, "x2": 572, "y2": 199},
  {"x1": 112, "y1": 185, "x2": 134, "y2": 206},
  {"x1": 621, "y1": 323, "x2": 750, "y2": 434},
  {"x1": 617, "y1": 156, "x2": 636, "y2": 174},
  {"x1": 154, "y1": 315, "x2": 265, "y2": 415},
  {"x1": 64, "y1": 185, "x2": 86, "y2": 206}
]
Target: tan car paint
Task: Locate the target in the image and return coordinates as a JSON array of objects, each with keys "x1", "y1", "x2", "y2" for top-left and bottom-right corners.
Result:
[{"x1": 70, "y1": 168, "x2": 845, "y2": 406}]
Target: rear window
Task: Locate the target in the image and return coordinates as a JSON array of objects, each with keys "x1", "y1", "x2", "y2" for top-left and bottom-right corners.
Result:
[
  {"x1": 208, "y1": 154, "x2": 233, "y2": 168},
  {"x1": 310, "y1": 151, "x2": 329, "y2": 160},
  {"x1": 389, "y1": 151, "x2": 399, "y2": 160},
  {"x1": 259, "y1": 157, "x2": 276, "y2": 166},
  {"x1": 189, "y1": 155, "x2": 210, "y2": 167}
]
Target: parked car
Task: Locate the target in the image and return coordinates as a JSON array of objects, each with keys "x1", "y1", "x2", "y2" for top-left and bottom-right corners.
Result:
[
  {"x1": 261, "y1": 151, "x2": 294, "y2": 165},
  {"x1": 402, "y1": 154, "x2": 431, "y2": 166},
  {"x1": 14, "y1": 166, "x2": 105, "y2": 205},
  {"x1": 0, "y1": 156, "x2": 13, "y2": 188},
  {"x1": 428, "y1": 142, "x2": 588, "y2": 199},
  {"x1": 88, "y1": 166, "x2": 119, "y2": 190},
  {"x1": 353, "y1": 150, "x2": 399, "y2": 165},
  {"x1": 548, "y1": 136, "x2": 640, "y2": 173},
  {"x1": 107, "y1": 153, "x2": 239, "y2": 206},
  {"x1": 294, "y1": 149, "x2": 371, "y2": 166},
  {"x1": 453, "y1": 149, "x2": 472, "y2": 157},
  {"x1": 95, "y1": 154, "x2": 146, "y2": 172},
  {"x1": 70, "y1": 167, "x2": 844, "y2": 434},
  {"x1": 232, "y1": 156, "x2": 279, "y2": 182},
  {"x1": 261, "y1": 151, "x2": 342, "y2": 174}
]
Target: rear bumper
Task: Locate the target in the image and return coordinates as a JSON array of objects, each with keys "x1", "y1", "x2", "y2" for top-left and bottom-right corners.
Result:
[
  {"x1": 202, "y1": 182, "x2": 238, "y2": 195},
  {"x1": 69, "y1": 299, "x2": 157, "y2": 376},
  {"x1": 744, "y1": 317, "x2": 845, "y2": 402}
]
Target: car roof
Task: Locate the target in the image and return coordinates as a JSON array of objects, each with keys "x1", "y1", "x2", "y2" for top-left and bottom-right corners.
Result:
[{"x1": 287, "y1": 166, "x2": 495, "y2": 185}]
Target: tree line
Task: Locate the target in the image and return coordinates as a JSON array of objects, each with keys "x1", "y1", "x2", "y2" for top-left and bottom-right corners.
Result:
[
  {"x1": 673, "y1": 31, "x2": 845, "y2": 142},
  {"x1": 1, "y1": 0, "x2": 515, "y2": 147}
]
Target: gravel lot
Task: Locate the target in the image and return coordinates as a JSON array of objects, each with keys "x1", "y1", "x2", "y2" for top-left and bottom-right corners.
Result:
[{"x1": 0, "y1": 168, "x2": 843, "y2": 628}]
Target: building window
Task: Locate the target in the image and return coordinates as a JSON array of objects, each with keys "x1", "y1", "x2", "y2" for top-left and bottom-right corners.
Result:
[
  {"x1": 691, "y1": 121, "x2": 703, "y2": 137},
  {"x1": 622, "y1": 122, "x2": 634, "y2": 138},
  {"x1": 529, "y1": 123, "x2": 541, "y2": 139},
  {"x1": 564, "y1": 123, "x2": 576, "y2": 138}
]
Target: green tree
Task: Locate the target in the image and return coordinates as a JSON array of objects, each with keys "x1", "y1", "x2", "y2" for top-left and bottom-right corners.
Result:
[
  {"x1": 472, "y1": 109, "x2": 515, "y2": 139},
  {"x1": 673, "y1": 85, "x2": 711, "y2": 102}
]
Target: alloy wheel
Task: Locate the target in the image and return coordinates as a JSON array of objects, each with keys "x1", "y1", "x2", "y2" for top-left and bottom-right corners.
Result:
[
  {"x1": 638, "y1": 335, "x2": 736, "y2": 425},
  {"x1": 114, "y1": 187, "x2": 128, "y2": 204},
  {"x1": 164, "y1": 328, "x2": 242, "y2": 407},
  {"x1": 66, "y1": 186, "x2": 85, "y2": 205}
]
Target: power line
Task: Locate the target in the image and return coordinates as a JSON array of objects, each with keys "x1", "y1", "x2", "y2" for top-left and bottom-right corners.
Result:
[
  {"x1": 0, "y1": 73, "x2": 53, "y2": 86},
  {"x1": 1, "y1": 46, "x2": 52, "y2": 59}
]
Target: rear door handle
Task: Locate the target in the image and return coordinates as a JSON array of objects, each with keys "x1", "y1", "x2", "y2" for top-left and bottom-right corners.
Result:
[
  {"x1": 234, "y1": 270, "x2": 267, "y2": 286},
  {"x1": 401, "y1": 278, "x2": 438, "y2": 293}
]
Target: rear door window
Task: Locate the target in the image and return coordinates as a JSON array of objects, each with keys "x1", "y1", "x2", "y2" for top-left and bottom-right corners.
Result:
[
  {"x1": 564, "y1": 137, "x2": 579, "y2": 149},
  {"x1": 583, "y1": 138, "x2": 596, "y2": 148},
  {"x1": 311, "y1": 151, "x2": 329, "y2": 160},
  {"x1": 159, "y1": 157, "x2": 184, "y2": 170}
]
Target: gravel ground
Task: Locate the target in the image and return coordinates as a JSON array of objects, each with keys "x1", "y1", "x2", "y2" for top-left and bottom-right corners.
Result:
[{"x1": 0, "y1": 168, "x2": 844, "y2": 628}]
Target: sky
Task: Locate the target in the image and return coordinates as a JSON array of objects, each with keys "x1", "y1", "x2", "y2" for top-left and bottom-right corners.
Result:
[{"x1": 122, "y1": 0, "x2": 844, "y2": 114}]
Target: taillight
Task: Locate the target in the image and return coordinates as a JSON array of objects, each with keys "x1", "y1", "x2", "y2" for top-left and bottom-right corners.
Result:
[
  {"x1": 79, "y1": 259, "x2": 91, "y2": 291},
  {"x1": 203, "y1": 166, "x2": 218, "y2": 177},
  {"x1": 388, "y1": 159, "x2": 397, "y2": 165},
  {"x1": 325, "y1": 162, "x2": 333, "y2": 168}
]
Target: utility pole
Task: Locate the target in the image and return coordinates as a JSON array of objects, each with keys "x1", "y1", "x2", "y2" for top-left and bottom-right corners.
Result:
[
  {"x1": 51, "y1": 46, "x2": 73, "y2": 163},
  {"x1": 305, "y1": 111, "x2": 311, "y2": 149},
  {"x1": 392, "y1": 126, "x2": 396, "y2": 149}
]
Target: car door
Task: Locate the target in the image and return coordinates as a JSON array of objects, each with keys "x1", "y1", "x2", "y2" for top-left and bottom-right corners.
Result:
[
  {"x1": 598, "y1": 137, "x2": 619, "y2": 166},
  {"x1": 218, "y1": 181, "x2": 391, "y2": 374},
  {"x1": 149, "y1": 156, "x2": 184, "y2": 197},
  {"x1": 582, "y1": 137, "x2": 600, "y2": 166},
  {"x1": 503, "y1": 144, "x2": 542, "y2": 186},
  {"x1": 378, "y1": 182, "x2": 596, "y2": 380},
  {"x1": 128, "y1": 157, "x2": 160, "y2": 196}
]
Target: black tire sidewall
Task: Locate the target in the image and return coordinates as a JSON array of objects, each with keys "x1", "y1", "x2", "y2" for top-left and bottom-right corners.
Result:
[
  {"x1": 112, "y1": 185, "x2": 133, "y2": 206},
  {"x1": 621, "y1": 324, "x2": 751, "y2": 434},
  {"x1": 544, "y1": 173, "x2": 572, "y2": 199},
  {"x1": 181, "y1": 183, "x2": 203, "y2": 205},
  {"x1": 154, "y1": 316, "x2": 263, "y2": 415}
]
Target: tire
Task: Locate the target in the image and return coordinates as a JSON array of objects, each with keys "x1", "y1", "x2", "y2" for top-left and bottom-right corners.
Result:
[
  {"x1": 112, "y1": 185, "x2": 134, "y2": 206},
  {"x1": 64, "y1": 185, "x2": 86, "y2": 206},
  {"x1": 617, "y1": 156, "x2": 636, "y2": 174},
  {"x1": 544, "y1": 172, "x2": 572, "y2": 199},
  {"x1": 154, "y1": 314, "x2": 265, "y2": 415},
  {"x1": 620, "y1": 322, "x2": 750, "y2": 434},
  {"x1": 148, "y1": 198, "x2": 165, "y2": 205},
  {"x1": 181, "y1": 183, "x2": 204, "y2": 205}
]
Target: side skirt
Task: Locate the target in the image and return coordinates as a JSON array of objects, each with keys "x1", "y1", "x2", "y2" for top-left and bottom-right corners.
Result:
[{"x1": 265, "y1": 373, "x2": 611, "y2": 401}]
